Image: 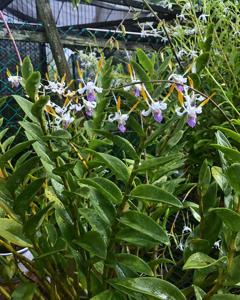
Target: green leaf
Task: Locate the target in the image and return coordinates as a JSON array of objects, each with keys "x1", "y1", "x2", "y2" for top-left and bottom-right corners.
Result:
[
  {"x1": 226, "y1": 163, "x2": 240, "y2": 194},
  {"x1": 7, "y1": 157, "x2": 39, "y2": 191},
  {"x1": 31, "y1": 95, "x2": 50, "y2": 119},
  {"x1": 210, "y1": 208, "x2": 240, "y2": 232},
  {"x1": 91, "y1": 290, "x2": 126, "y2": 300},
  {"x1": 136, "y1": 48, "x2": 154, "y2": 74},
  {"x1": 227, "y1": 255, "x2": 240, "y2": 284},
  {"x1": 130, "y1": 184, "x2": 182, "y2": 208},
  {"x1": 25, "y1": 71, "x2": 41, "y2": 101},
  {"x1": 0, "y1": 218, "x2": 32, "y2": 247},
  {"x1": 79, "y1": 208, "x2": 109, "y2": 237},
  {"x1": 11, "y1": 283, "x2": 36, "y2": 300},
  {"x1": 14, "y1": 178, "x2": 45, "y2": 216},
  {"x1": 14, "y1": 95, "x2": 37, "y2": 122},
  {"x1": 217, "y1": 127, "x2": 240, "y2": 144},
  {"x1": 211, "y1": 144, "x2": 240, "y2": 162},
  {"x1": 183, "y1": 252, "x2": 226, "y2": 270},
  {"x1": 116, "y1": 227, "x2": 157, "y2": 248},
  {"x1": 196, "y1": 53, "x2": 209, "y2": 73},
  {"x1": 84, "y1": 149, "x2": 130, "y2": 183},
  {"x1": 75, "y1": 231, "x2": 107, "y2": 259},
  {"x1": 110, "y1": 277, "x2": 186, "y2": 300},
  {"x1": 198, "y1": 159, "x2": 211, "y2": 196},
  {"x1": 137, "y1": 154, "x2": 182, "y2": 172},
  {"x1": 79, "y1": 178, "x2": 122, "y2": 204},
  {"x1": 212, "y1": 166, "x2": 228, "y2": 192},
  {"x1": 211, "y1": 295, "x2": 240, "y2": 300},
  {"x1": 23, "y1": 203, "x2": 54, "y2": 237},
  {"x1": 131, "y1": 60, "x2": 153, "y2": 92},
  {"x1": 21, "y1": 56, "x2": 33, "y2": 80},
  {"x1": 95, "y1": 130, "x2": 138, "y2": 160},
  {"x1": 0, "y1": 140, "x2": 35, "y2": 167},
  {"x1": 0, "y1": 128, "x2": 8, "y2": 141},
  {"x1": 115, "y1": 253, "x2": 153, "y2": 276},
  {"x1": 120, "y1": 211, "x2": 169, "y2": 245}
]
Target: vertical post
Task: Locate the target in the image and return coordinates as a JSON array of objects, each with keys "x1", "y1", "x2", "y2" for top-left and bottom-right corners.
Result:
[{"x1": 36, "y1": 0, "x2": 71, "y2": 81}]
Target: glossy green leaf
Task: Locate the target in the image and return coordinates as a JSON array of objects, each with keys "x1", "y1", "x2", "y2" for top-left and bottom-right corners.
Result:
[
  {"x1": 79, "y1": 177, "x2": 122, "y2": 204},
  {"x1": 136, "y1": 48, "x2": 154, "y2": 74},
  {"x1": 211, "y1": 295, "x2": 240, "y2": 300},
  {"x1": 0, "y1": 140, "x2": 35, "y2": 167},
  {"x1": 11, "y1": 283, "x2": 36, "y2": 300},
  {"x1": 120, "y1": 211, "x2": 169, "y2": 245},
  {"x1": 212, "y1": 144, "x2": 240, "y2": 162},
  {"x1": 196, "y1": 53, "x2": 209, "y2": 73},
  {"x1": 0, "y1": 218, "x2": 32, "y2": 247},
  {"x1": 23, "y1": 203, "x2": 54, "y2": 237},
  {"x1": 84, "y1": 149, "x2": 129, "y2": 183},
  {"x1": 110, "y1": 277, "x2": 186, "y2": 300},
  {"x1": 198, "y1": 159, "x2": 211, "y2": 196},
  {"x1": 212, "y1": 166, "x2": 228, "y2": 192},
  {"x1": 131, "y1": 60, "x2": 153, "y2": 92},
  {"x1": 25, "y1": 71, "x2": 41, "y2": 101},
  {"x1": 116, "y1": 227, "x2": 157, "y2": 248},
  {"x1": 31, "y1": 95, "x2": 50, "y2": 119},
  {"x1": 95, "y1": 130, "x2": 138, "y2": 160},
  {"x1": 130, "y1": 184, "x2": 182, "y2": 208},
  {"x1": 137, "y1": 154, "x2": 182, "y2": 172},
  {"x1": 210, "y1": 208, "x2": 240, "y2": 232},
  {"x1": 21, "y1": 56, "x2": 33, "y2": 80},
  {"x1": 115, "y1": 253, "x2": 153, "y2": 276},
  {"x1": 7, "y1": 157, "x2": 39, "y2": 191},
  {"x1": 75, "y1": 231, "x2": 107, "y2": 259},
  {"x1": 91, "y1": 290, "x2": 126, "y2": 300},
  {"x1": 183, "y1": 252, "x2": 226, "y2": 270},
  {"x1": 14, "y1": 95, "x2": 37, "y2": 122},
  {"x1": 226, "y1": 163, "x2": 240, "y2": 194},
  {"x1": 14, "y1": 178, "x2": 45, "y2": 216},
  {"x1": 217, "y1": 127, "x2": 240, "y2": 144}
]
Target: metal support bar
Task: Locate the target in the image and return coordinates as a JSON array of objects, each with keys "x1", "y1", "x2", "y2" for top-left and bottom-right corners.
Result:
[{"x1": 0, "y1": 28, "x2": 159, "y2": 50}]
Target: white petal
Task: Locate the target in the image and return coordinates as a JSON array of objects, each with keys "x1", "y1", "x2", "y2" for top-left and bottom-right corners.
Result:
[
  {"x1": 141, "y1": 108, "x2": 152, "y2": 117},
  {"x1": 175, "y1": 107, "x2": 185, "y2": 116}
]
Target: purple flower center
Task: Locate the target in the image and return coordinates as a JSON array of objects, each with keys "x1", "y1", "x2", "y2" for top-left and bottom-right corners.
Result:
[
  {"x1": 86, "y1": 109, "x2": 93, "y2": 117},
  {"x1": 176, "y1": 84, "x2": 184, "y2": 92},
  {"x1": 187, "y1": 116, "x2": 197, "y2": 128},
  {"x1": 118, "y1": 123, "x2": 126, "y2": 133},
  {"x1": 87, "y1": 91, "x2": 96, "y2": 102},
  {"x1": 153, "y1": 111, "x2": 163, "y2": 123},
  {"x1": 134, "y1": 88, "x2": 141, "y2": 97}
]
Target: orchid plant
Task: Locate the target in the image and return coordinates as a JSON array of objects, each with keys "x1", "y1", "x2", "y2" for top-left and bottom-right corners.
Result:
[{"x1": 1, "y1": 0, "x2": 240, "y2": 296}]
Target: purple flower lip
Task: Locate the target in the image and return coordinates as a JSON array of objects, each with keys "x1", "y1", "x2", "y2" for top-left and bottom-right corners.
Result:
[
  {"x1": 134, "y1": 88, "x2": 141, "y2": 97},
  {"x1": 86, "y1": 109, "x2": 93, "y2": 117},
  {"x1": 176, "y1": 84, "x2": 184, "y2": 92},
  {"x1": 153, "y1": 111, "x2": 163, "y2": 123},
  {"x1": 187, "y1": 116, "x2": 197, "y2": 128},
  {"x1": 87, "y1": 91, "x2": 96, "y2": 102},
  {"x1": 118, "y1": 124, "x2": 126, "y2": 133}
]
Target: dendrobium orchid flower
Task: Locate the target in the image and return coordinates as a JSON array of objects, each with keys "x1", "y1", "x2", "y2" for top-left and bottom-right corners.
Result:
[
  {"x1": 83, "y1": 99, "x2": 97, "y2": 117},
  {"x1": 44, "y1": 80, "x2": 66, "y2": 96},
  {"x1": 7, "y1": 68, "x2": 22, "y2": 88},
  {"x1": 175, "y1": 88, "x2": 203, "y2": 128},
  {"x1": 8, "y1": 75, "x2": 22, "y2": 88},
  {"x1": 125, "y1": 64, "x2": 143, "y2": 97},
  {"x1": 142, "y1": 101, "x2": 167, "y2": 123},
  {"x1": 108, "y1": 112, "x2": 129, "y2": 133},
  {"x1": 77, "y1": 81, "x2": 103, "y2": 102},
  {"x1": 141, "y1": 86, "x2": 167, "y2": 123},
  {"x1": 168, "y1": 74, "x2": 187, "y2": 92}
]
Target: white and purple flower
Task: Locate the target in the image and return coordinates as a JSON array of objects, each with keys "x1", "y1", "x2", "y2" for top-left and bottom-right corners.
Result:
[
  {"x1": 108, "y1": 112, "x2": 129, "y2": 133},
  {"x1": 142, "y1": 101, "x2": 167, "y2": 123},
  {"x1": 78, "y1": 81, "x2": 102, "y2": 102},
  {"x1": 168, "y1": 74, "x2": 187, "y2": 92}
]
